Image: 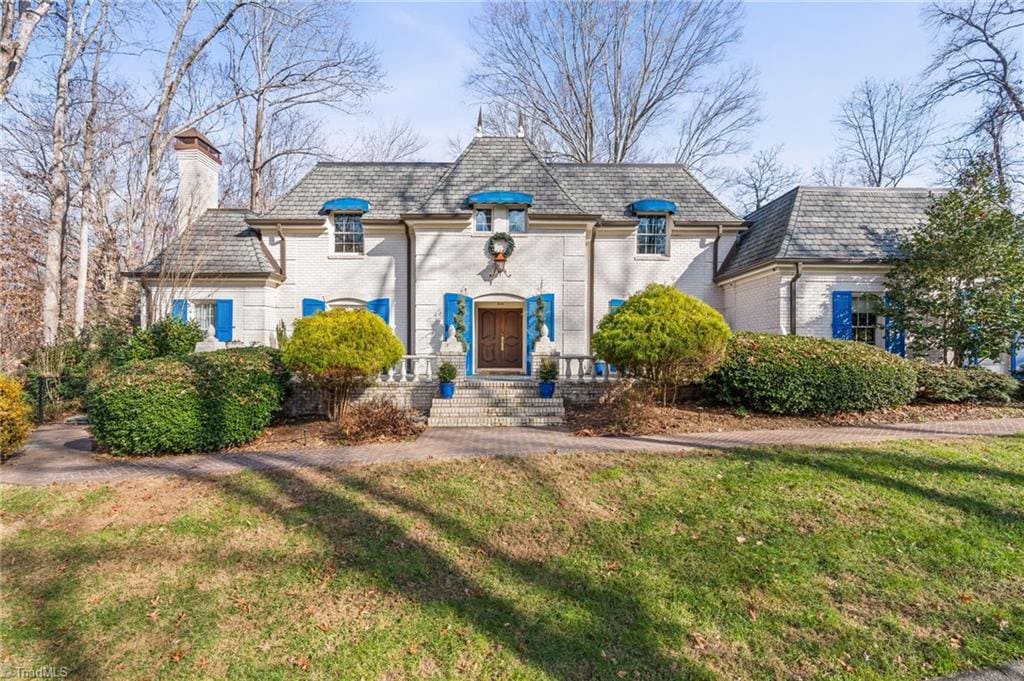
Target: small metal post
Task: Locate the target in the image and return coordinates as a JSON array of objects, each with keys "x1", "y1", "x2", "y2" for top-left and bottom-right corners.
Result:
[{"x1": 35, "y1": 375, "x2": 46, "y2": 424}]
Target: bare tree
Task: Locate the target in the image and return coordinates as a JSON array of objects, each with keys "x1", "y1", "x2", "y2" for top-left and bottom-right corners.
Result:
[
  {"x1": 467, "y1": 0, "x2": 748, "y2": 163},
  {"x1": 137, "y1": 0, "x2": 248, "y2": 267},
  {"x1": 672, "y1": 65, "x2": 762, "y2": 177},
  {"x1": 0, "y1": 191, "x2": 45, "y2": 371},
  {"x1": 345, "y1": 120, "x2": 427, "y2": 162},
  {"x1": 925, "y1": 0, "x2": 1024, "y2": 123},
  {"x1": 835, "y1": 78, "x2": 933, "y2": 187},
  {"x1": 224, "y1": 0, "x2": 381, "y2": 212},
  {"x1": 728, "y1": 145, "x2": 801, "y2": 214},
  {"x1": 938, "y1": 103, "x2": 1023, "y2": 192},
  {"x1": 810, "y1": 152, "x2": 852, "y2": 186},
  {"x1": 0, "y1": 0, "x2": 54, "y2": 102},
  {"x1": 41, "y1": 0, "x2": 100, "y2": 343}
]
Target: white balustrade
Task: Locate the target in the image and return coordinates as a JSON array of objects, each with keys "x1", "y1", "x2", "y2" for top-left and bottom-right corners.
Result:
[
  {"x1": 552, "y1": 354, "x2": 620, "y2": 382},
  {"x1": 382, "y1": 355, "x2": 438, "y2": 383}
]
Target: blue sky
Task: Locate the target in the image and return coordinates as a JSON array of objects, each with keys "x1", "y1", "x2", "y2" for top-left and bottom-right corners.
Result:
[{"x1": 338, "y1": 1, "x2": 974, "y2": 186}]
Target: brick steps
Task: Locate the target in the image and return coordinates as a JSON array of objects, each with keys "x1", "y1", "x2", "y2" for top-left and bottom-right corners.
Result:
[{"x1": 427, "y1": 379, "x2": 565, "y2": 427}]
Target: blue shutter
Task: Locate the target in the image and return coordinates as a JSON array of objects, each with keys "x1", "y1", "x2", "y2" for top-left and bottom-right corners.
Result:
[
  {"x1": 214, "y1": 299, "x2": 233, "y2": 342},
  {"x1": 526, "y1": 296, "x2": 539, "y2": 376},
  {"x1": 832, "y1": 291, "x2": 853, "y2": 340},
  {"x1": 302, "y1": 298, "x2": 326, "y2": 317},
  {"x1": 1011, "y1": 333, "x2": 1023, "y2": 376},
  {"x1": 367, "y1": 298, "x2": 390, "y2": 324},
  {"x1": 443, "y1": 293, "x2": 473, "y2": 375},
  {"x1": 883, "y1": 293, "x2": 905, "y2": 357},
  {"x1": 171, "y1": 299, "x2": 188, "y2": 322},
  {"x1": 609, "y1": 298, "x2": 626, "y2": 312}
]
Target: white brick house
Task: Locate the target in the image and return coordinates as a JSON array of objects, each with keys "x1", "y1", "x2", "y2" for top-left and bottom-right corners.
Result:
[{"x1": 127, "y1": 128, "x2": 1023, "y2": 378}]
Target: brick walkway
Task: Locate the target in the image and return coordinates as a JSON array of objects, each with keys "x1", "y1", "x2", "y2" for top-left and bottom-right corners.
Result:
[{"x1": 2, "y1": 417, "x2": 1023, "y2": 487}]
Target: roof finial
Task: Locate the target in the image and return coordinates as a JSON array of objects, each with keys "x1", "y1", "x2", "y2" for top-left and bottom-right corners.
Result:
[
  {"x1": 516, "y1": 110, "x2": 525, "y2": 138},
  {"x1": 475, "y1": 108, "x2": 484, "y2": 138}
]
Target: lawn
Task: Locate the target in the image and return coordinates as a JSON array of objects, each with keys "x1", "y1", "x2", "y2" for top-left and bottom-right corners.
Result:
[{"x1": 1, "y1": 437, "x2": 1022, "y2": 680}]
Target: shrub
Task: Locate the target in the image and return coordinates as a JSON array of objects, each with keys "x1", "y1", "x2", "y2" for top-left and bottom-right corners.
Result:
[
  {"x1": 538, "y1": 358, "x2": 559, "y2": 382},
  {"x1": 339, "y1": 397, "x2": 423, "y2": 443},
  {"x1": 87, "y1": 358, "x2": 206, "y2": 456},
  {"x1": 185, "y1": 347, "x2": 290, "y2": 449},
  {"x1": 117, "y1": 317, "x2": 204, "y2": 364},
  {"x1": 437, "y1": 361, "x2": 457, "y2": 383},
  {"x1": 87, "y1": 348, "x2": 289, "y2": 456},
  {"x1": 914, "y1": 363, "x2": 1020, "y2": 404},
  {"x1": 704, "y1": 333, "x2": 918, "y2": 415},
  {"x1": 592, "y1": 284, "x2": 731, "y2": 403},
  {"x1": 282, "y1": 309, "x2": 404, "y2": 420},
  {"x1": 0, "y1": 374, "x2": 33, "y2": 459}
]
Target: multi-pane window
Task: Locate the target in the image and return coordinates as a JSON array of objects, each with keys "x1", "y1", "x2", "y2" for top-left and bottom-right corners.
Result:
[
  {"x1": 637, "y1": 215, "x2": 667, "y2": 255},
  {"x1": 852, "y1": 294, "x2": 877, "y2": 345},
  {"x1": 193, "y1": 301, "x2": 216, "y2": 335},
  {"x1": 508, "y1": 208, "x2": 526, "y2": 233},
  {"x1": 333, "y1": 214, "x2": 364, "y2": 254},
  {"x1": 474, "y1": 208, "x2": 492, "y2": 233}
]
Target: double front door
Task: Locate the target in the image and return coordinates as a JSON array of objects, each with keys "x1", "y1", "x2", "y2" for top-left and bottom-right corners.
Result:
[{"x1": 477, "y1": 308, "x2": 523, "y2": 371}]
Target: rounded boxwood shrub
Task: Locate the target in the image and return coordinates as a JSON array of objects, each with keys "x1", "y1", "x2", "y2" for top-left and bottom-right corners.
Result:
[
  {"x1": 914, "y1": 362, "x2": 1020, "y2": 404},
  {"x1": 282, "y1": 308, "x2": 404, "y2": 420},
  {"x1": 185, "y1": 347, "x2": 289, "y2": 449},
  {"x1": 87, "y1": 358, "x2": 205, "y2": 456},
  {"x1": 87, "y1": 347, "x2": 289, "y2": 456},
  {"x1": 704, "y1": 333, "x2": 918, "y2": 415},
  {"x1": 1, "y1": 374, "x2": 33, "y2": 458},
  {"x1": 592, "y1": 284, "x2": 732, "y2": 403}
]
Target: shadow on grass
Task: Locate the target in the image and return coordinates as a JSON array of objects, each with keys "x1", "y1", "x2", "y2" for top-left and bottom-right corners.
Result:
[{"x1": 210, "y1": 463, "x2": 712, "y2": 679}]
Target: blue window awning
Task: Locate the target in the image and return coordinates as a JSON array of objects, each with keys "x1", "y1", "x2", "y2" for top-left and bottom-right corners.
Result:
[
  {"x1": 467, "y1": 191, "x2": 533, "y2": 206},
  {"x1": 319, "y1": 197, "x2": 371, "y2": 215},
  {"x1": 630, "y1": 198, "x2": 677, "y2": 214}
]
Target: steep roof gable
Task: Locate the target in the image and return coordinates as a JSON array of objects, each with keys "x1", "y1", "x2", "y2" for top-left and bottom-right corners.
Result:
[{"x1": 416, "y1": 137, "x2": 585, "y2": 215}]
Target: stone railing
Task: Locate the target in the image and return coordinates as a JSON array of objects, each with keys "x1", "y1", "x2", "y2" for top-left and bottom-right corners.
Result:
[
  {"x1": 547, "y1": 354, "x2": 621, "y2": 382},
  {"x1": 381, "y1": 355, "x2": 439, "y2": 382}
]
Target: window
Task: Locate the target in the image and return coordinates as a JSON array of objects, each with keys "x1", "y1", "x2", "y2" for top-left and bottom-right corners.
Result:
[
  {"x1": 193, "y1": 301, "x2": 216, "y2": 335},
  {"x1": 333, "y1": 213, "x2": 364, "y2": 254},
  {"x1": 852, "y1": 294, "x2": 878, "y2": 345},
  {"x1": 508, "y1": 208, "x2": 526, "y2": 233},
  {"x1": 474, "y1": 208, "x2": 492, "y2": 233},
  {"x1": 637, "y1": 215, "x2": 667, "y2": 255}
]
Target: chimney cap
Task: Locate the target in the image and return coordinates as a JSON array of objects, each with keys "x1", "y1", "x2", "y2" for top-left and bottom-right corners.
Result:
[{"x1": 174, "y1": 127, "x2": 221, "y2": 163}]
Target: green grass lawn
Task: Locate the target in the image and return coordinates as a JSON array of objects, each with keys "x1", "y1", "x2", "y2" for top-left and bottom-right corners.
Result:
[{"x1": 2, "y1": 437, "x2": 1022, "y2": 680}]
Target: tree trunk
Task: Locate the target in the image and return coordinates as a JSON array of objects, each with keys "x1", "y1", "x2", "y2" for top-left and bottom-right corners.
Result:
[
  {"x1": 75, "y1": 27, "x2": 104, "y2": 334},
  {"x1": 42, "y1": 0, "x2": 77, "y2": 344}
]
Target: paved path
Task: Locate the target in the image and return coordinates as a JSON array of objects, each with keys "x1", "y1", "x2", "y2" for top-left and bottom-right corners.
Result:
[
  {"x1": 936, "y1": 662, "x2": 1024, "y2": 680},
  {"x1": 2, "y1": 417, "x2": 1024, "y2": 487}
]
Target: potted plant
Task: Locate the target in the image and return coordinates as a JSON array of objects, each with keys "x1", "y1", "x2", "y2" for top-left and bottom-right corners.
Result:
[
  {"x1": 438, "y1": 361, "x2": 457, "y2": 399},
  {"x1": 538, "y1": 358, "x2": 558, "y2": 398}
]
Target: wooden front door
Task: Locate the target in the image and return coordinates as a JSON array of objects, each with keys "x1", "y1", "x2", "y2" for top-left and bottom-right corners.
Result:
[{"x1": 477, "y1": 308, "x2": 523, "y2": 370}]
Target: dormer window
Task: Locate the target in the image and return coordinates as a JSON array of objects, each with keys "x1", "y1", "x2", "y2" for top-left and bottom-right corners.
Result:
[
  {"x1": 508, "y1": 208, "x2": 526, "y2": 233},
  {"x1": 475, "y1": 208, "x2": 492, "y2": 233},
  {"x1": 637, "y1": 215, "x2": 667, "y2": 255},
  {"x1": 334, "y1": 213, "x2": 364, "y2": 254}
]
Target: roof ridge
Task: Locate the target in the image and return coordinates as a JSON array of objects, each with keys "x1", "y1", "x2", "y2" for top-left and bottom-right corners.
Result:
[
  {"x1": 777, "y1": 187, "x2": 804, "y2": 260},
  {"x1": 415, "y1": 136, "x2": 483, "y2": 213},
  {"x1": 679, "y1": 166, "x2": 742, "y2": 222},
  {"x1": 520, "y1": 138, "x2": 587, "y2": 214}
]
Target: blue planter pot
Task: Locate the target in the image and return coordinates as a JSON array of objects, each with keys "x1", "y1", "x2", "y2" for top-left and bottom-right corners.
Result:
[
  {"x1": 539, "y1": 381, "x2": 556, "y2": 398},
  {"x1": 439, "y1": 382, "x2": 455, "y2": 399},
  {"x1": 594, "y1": 361, "x2": 606, "y2": 376}
]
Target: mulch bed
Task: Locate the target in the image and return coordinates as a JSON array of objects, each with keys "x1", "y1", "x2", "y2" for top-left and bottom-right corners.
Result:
[
  {"x1": 567, "y1": 401, "x2": 1024, "y2": 437},
  {"x1": 232, "y1": 416, "x2": 426, "y2": 451}
]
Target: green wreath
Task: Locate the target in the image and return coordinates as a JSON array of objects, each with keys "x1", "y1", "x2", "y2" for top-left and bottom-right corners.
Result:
[{"x1": 486, "y1": 232, "x2": 516, "y2": 258}]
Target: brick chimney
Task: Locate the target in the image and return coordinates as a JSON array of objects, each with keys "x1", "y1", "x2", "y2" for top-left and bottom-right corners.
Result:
[{"x1": 173, "y1": 128, "x2": 221, "y2": 230}]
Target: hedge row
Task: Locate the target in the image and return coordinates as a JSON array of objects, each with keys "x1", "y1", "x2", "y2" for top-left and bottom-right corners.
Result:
[
  {"x1": 914, "y1": 363, "x2": 1020, "y2": 404},
  {"x1": 703, "y1": 333, "x2": 919, "y2": 415},
  {"x1": 86, "y1": 347, "x2": 288, "y2": 456}
]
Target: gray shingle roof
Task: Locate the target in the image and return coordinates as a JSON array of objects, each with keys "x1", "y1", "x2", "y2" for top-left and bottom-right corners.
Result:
[
  {"x1": 417, "y1": 137, "x2": 584, "y2": 214},
  {"x1": 551, "y1": 163, "x2": 742, "y2": 223},
  {"x1": 130, "y1": 209, "x2": 278, "y2": 277},
  {"x1": 717, "y1": 186, "x2": 942, "y2": 280},
  {"x1": 264, "y1": 162, "x2": 449, "y2": 221}
]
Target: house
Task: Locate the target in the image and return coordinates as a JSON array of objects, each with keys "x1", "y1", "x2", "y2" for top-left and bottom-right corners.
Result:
[{"x1": 127, "y1": 125, "x2": 1022, "y2": 379}]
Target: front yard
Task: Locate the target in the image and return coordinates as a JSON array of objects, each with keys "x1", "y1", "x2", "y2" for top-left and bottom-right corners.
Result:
[{"x1": 2, "y1": 436, "x2": 1022, "y2": 679}]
